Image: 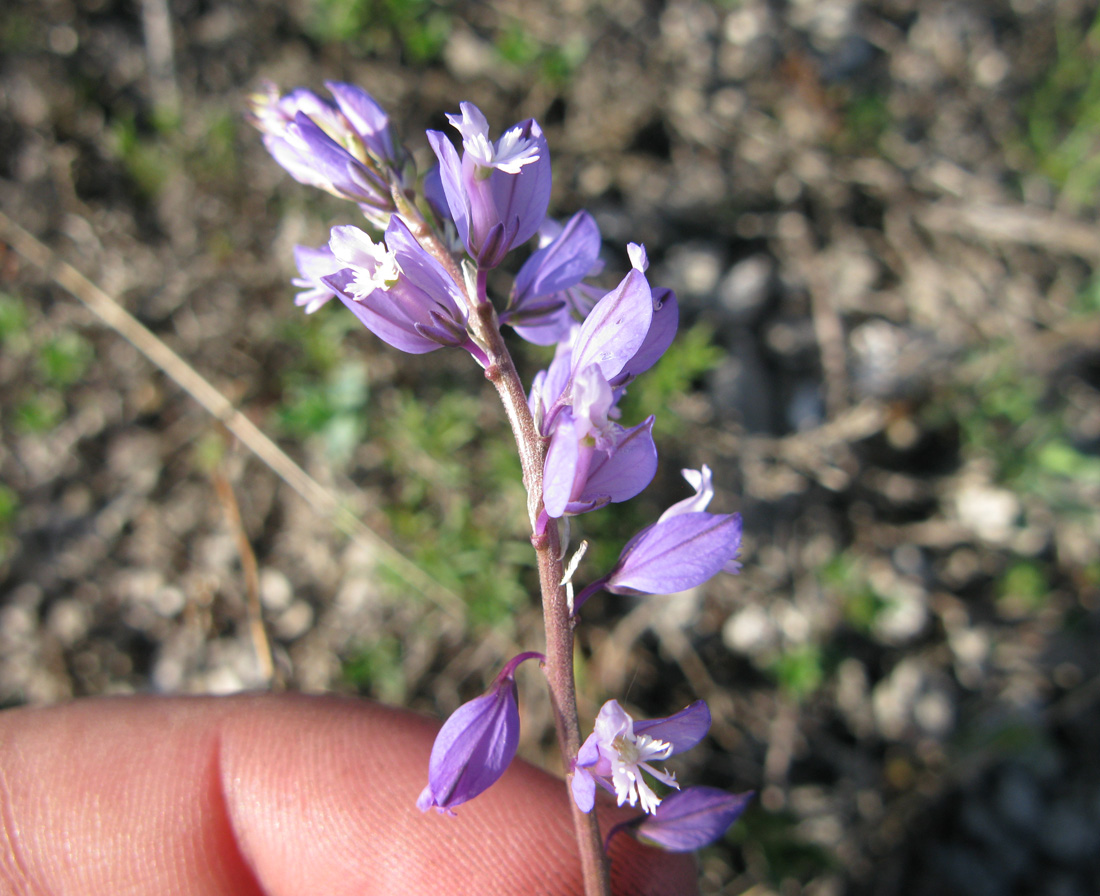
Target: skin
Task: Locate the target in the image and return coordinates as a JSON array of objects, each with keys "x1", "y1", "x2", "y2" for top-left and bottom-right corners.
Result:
[{"x1": 0, "y1": 694, "x2": 698, "y2": 895}]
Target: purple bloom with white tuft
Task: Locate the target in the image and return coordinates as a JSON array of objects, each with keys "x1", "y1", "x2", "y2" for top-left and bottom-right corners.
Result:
[
  {"x1": 324, "y1": 216, "x2": 486, "y2": 363},
  {"x1": 571, "y1": 699, "x2": 711, "y2": 816},
  {"x1": 418, "y1": 652, "x2": 544, "y2": 814},
  {"x1": 633, "y1": 787, "x2": 753, "y2": 852},
  {"x1": 427, "y1": 102, "x2": 551, "y2": 268}
]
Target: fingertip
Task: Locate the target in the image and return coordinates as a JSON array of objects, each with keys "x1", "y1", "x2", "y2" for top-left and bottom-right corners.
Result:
[
  {"x1": 218, "y1": 695, "x2": 699, "y2": 895},
  {"x1": 0, "y1": 695, "x2": 701, "y2": 896}
]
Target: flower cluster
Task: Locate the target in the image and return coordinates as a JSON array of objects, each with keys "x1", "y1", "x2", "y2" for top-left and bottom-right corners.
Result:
[{"x1": 255, "y1": 84, "x2": 749, "y2": 865}]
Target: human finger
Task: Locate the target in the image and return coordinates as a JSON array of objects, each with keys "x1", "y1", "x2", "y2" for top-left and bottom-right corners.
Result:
[{"x1": 0, "y1": 694, "x2": 698, "y2": 895}]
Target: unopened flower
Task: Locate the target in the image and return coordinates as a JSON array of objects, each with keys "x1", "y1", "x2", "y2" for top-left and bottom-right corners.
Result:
[
  {"x1": 571, "y1": 699, "x2": 710, "y2": 816},
  {"x1": 249, "y1": 81, "x2": 403, "y2": 227},
  {"x1": 427, "y1": 102, "x2": 551, "y2": 267},
  {"x1": 418, "y1": 652, "x2": 543, "y2": 814},
  {"x1": 630, "y1": 787, "x2": 753, "y2": 852},
  {"x1": 608, "y1": 466, "x2": 741, "y2": 594},
  {"x1": 565, "y1": 245, "x2": 653, "y2": 386}
]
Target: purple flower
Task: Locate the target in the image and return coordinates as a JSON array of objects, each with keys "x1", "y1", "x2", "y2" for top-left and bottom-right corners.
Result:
[
  {"x1": 504, "y1": 212, "x2": 605, "y2": 345},
  {"x1": 571, "y1": 699, "x2": 711, "y2": 815},
  {"x1": 632, "y1": 787, "x2": 753, "y2": 852},
  {"x1": 609, "y1": 286, "x2": 679, "y2": 388},
  {"x1": 324, "y1": 216, "x2": 485, "y2": 362},
  {"x1": 566, "y1": 247, "x2": 653, "y2": 385},
  {"x1": 249, "y1": 81, "x2": 402, "y2": 227},
  {"x1": 291, "y1": 243, "x2": 338, "y2": 313},
  {"x1": 542, "y1": 364, "x2": 657, "y2": 518},
  {"x1": 570, "y1": 466, "x2": 742, "y2": 611},
  {"x1": 607, "y1": 465, "x2": 742, "y2": 595},
  {"x1": 427, "y1": 102, "x2": 551, "y2": 267},
  {"x1": 529, "y1": 248, "x2": 655, "y2": 447},
  {"x1": 418, "y1": 652, "x2": 543, "y2": 814},
  {"x1": 324, "y1": 81, "x2": 405, "y2": 167}
]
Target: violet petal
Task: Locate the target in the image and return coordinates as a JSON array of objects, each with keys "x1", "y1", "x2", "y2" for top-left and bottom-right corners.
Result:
[
  {"x1": 513, "y1": 210, "x2": 600, "y2": 305},
  {"x1": 633, "y1": 700, "x2": 711, "y2": 755},
  {"x1": 635, "y1": 787, "x2": 753, "y2": 852},
  {"x1": 578, "y1": 417, "x2": 657, "y2": 507},
  {"x1": 611, "y1": 288, "x2": 679, "y2": 386},
  {"x1": 608, "y1": 512, "x2": 743, "y2": 595},
  {"x1": 570, "y1": 268, "x2": 653, "y2": 382}
]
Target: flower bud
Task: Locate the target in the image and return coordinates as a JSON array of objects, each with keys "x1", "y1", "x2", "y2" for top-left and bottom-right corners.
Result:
[{"x1": 417, "y1": 652, "x2": 543, "y2": 814}]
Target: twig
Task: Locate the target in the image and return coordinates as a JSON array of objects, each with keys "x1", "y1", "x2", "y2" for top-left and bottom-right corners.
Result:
[
  {"x1": 139, "y1": 0, "x2": 180, "y2": 117},
  {"x1": 918, "y1": 201, "x2": 1100, "y2": 260},
  {"x1": 212, "y1": 469, "x2": 280, "y2": 689},
  {"x1": 776, "y1": 214, "x2": 849, "y2": 418},
  {"x1": 0, "y1": 210, "x2": 466, "y2": 620}
]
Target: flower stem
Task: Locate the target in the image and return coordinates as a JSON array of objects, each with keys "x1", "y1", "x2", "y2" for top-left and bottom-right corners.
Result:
[
  {"x1": 396, "y1": 193, "x2": 611, "y2": 894},
  {"x1": 470, "y1": 285, "x2": 612, "y2": 896}
]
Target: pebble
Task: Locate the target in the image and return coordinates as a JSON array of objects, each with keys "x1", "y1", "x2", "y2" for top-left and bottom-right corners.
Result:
[
  {"x1": 955, "y1": 480, "x2": 1021, "y2": 544},
  {"x1": 260, "y1": 567, "x2": 293, "y2": 612},
  {"x1": 996, "y1": 766, "x2": 1044, "y2": 832},
  {"x1": 1040, "y1": 800, "x2": 1099, "y2": 863},
  {"x1": 722, "y1": 603, "x2": 777, "y2": 653},
  {"x1": 707, "y1": 335, "x2": 776, "y2": 432},
  {"x1": 45, "y1": 599, "x2": 90, "y2": 646},
  {"x1": 716, "y1": 253, "x2": 775, "y2": 326},
  {"x1": 273, "y1": 600, "x2": 314, "y2": 640},
  {"x1": 659, "y1": 241, "x2": 725, "y2": 304}
]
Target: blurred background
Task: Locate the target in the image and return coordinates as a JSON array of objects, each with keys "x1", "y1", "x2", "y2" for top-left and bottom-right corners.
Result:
[{"x1": 2, "y1": 0, "x2": 1100, "y2": 893}]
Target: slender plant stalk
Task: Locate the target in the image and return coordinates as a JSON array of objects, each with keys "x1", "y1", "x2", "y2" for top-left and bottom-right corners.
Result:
[
  {"x1": 474, "y1": 302, "x2": 613, "y2": 896},
  {"x1": 395, "y1": 189, "x2": 611, "y2": 895}
]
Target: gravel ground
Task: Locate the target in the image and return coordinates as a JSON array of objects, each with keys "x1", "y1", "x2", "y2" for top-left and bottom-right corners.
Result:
[{"x1": 2, "y1": 0, "x2": 1100, "y2": 893}]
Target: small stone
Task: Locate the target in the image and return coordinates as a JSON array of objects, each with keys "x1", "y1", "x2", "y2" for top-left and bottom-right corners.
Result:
[
  {"x1": 1039, "y1": 800, "x2": 1099, "y2": 863},
  {"x1": 996, "y1": 766, "x2": 1043, "y2": 832},
  {"x1": 914, "y1": 690, "x2": 953, "y2": 737},
  {"x1": 872, "y1": 658, "x2": 923, "y2": 739},
  {"x1": 722, "y1": 604, "x2": 776, "y2": 653},
  {"x1": 444, "y1": 29, "x2": 497, "y2": 80},
  {"x1": 956, "y1": 481, "x2": 1020, "y2": 543},
  {"x1": 46, "y1": 599, "x2": 90, "y2": 646},
  {"x1": 274, "y1": 600, "x2": 314, "y2": 640},
  {"x1": 152, "y1": 585, "x2": 186, "y2": 617},
  {"x1": 659, "y1": 241, "x2": 725, "y2": 304},
  {"x1": 260, "y1": 567, "x2": 293, "y2": 612},
  {"x1": 716, "y1": 254, "x2": 774, "y2": 325},
  {"x1": 787, "y1": 380, "x2": 824, "y2": 431}
]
